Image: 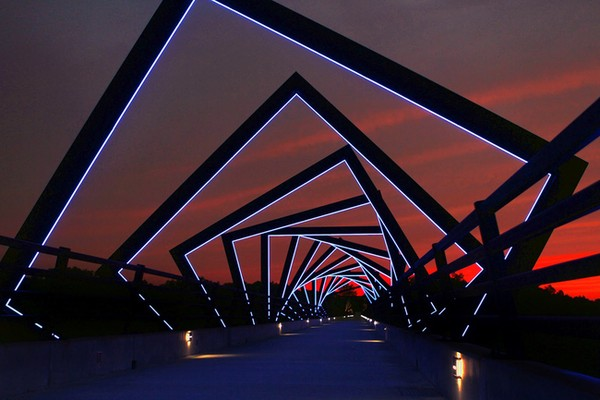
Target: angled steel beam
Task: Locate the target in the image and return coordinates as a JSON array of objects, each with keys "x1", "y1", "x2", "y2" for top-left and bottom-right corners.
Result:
[
  {"x1": 171, "y1": 144, "x2": 420, "y2": 284},
  {"x1": 215, "y1": 0, "x2": 587, "y2": 279},
  {"x1": 482, "y1": 98, "x2": 598, "y2": 213},
  {"x1": 278, "y1": 240, "x2": 323, "y2": 315},
  {"x1": 285, "y1": 242, "x2": 331, "y2": 299},
  {"x1": 118, "y1": 73, "x2": 472, "y2": 281},
  {"x1": 425, "y1": 180, "x2": 600, "y2": 283},
  {"x1": 198, "y1": 142, "x2": 405, "y2": 317},
  {"x1": 382, "y1": 227, "x2": 405, "y2": 284},
  {"x1": 323, "y1": 276, "x2": 342, "y2": 298},
  {"x1": 226, "y1": 195, "x2": 370, "y2": 241},
  {"x1": 295, "y1": 252, "x2": 388, "y2": 298},
  {"x1": 221, "y1": 234, "x2": 255, "y2": 325},
  {"x1": 218, "y1": 195, "x2": 369, "y2": 320},
  {"x1": 1, "y1": 0, "x2": 196, "y2": 304},
  {"x1": 319, "y1": 275, "x2": 372, "y2": 300},
  {"x1": 348, "y1": 253, "x2": 390, "y2": 280},
  {"x1": 313, "y1": 264, "x2": 364, "y2": 294},
  {"x1": 356, "y1": 264, "x2": 386, "y2": 298},
  {"x1": 114, "y1": 72, "x2": 439, "y2": 283},
  {"x1": 278, "y1": 236, "x2": 299, "y2": 301},
  {"x1": 302, "y1": 234, "x2": 388, "y2": 259},
  {"x1": 273, "y1": 228, "x2": 393, "y2": 297},
  {"x1": 221, "y1": 235, "x2": 243, "y2": 291},
  {"x1": 271, "y1": 226, "x2": 382, "y2": 237},
  {"x1": 342, "y1": 152, "x2": 422, "y2": 276},
  {"x1": 503, "y1": 161, "x2": 584, "y2": 275},
  {"x1": 5, "y1": 0, "x2": 589, "y2": 331},
  {"x1": 415, "y1": 99, "x2": 598, "y2": 276},
  {"x1": 214, "y1": 0, "x2": 551, "y2": 158},
  {"x1": 170, "y1": 145, "x2": 353, "y2": 278},
  {"x1": 300, "y1": 255, "x2": 354, "y2": 287},
  {"x1": 316, "y1": 264, "x2": 362, "y2": 279},
  {"x1": 317, "y1": 276, "x2": 333, "y2": 307},
  {"x1": 327, "y1": 273, "x2": 370, "y2": 285},
  {"x1": 463, "y1": 253, "x2": 600, "y2": 297},
  {"x1": 109, "y1": 73, "x2": 309, "y2": 267},
  {"x1": 294, "y1": 233, "x2": 391, "y2": 298},
  {"x1": 496, "y1": 99, "x2": 599, "y2": 274},
  {"x1": 290, "y1": 249, "x2": 347, "y2": 293}
]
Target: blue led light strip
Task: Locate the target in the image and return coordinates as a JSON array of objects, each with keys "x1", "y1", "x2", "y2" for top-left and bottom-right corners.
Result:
[
  {"x1": 226, "y1": 200, "x2": 371, "y2": 321},
  {"x1": 5, "y1": 1, "x2": 197, "y2": 332},
  {"x1": 210, "y1": 1, "x2": 561, "y2": 336},
  {"x1": 184, "y1": 159, "x2": 345, "y2": 257},
  {"x1": 129, "y1": 94, "x2": 299, "y2": 263},
  {"x1": 212, "y1": 1, "x2": 528, "y2": 164}
]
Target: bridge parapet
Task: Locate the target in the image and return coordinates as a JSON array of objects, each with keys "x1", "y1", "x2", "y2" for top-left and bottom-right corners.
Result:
[
  {"x1": 0, "y1": 319, "x2": 321, "y2": 399},
  {"x1": 369, "y1": 320, "x2": 600, "y2": 400}
]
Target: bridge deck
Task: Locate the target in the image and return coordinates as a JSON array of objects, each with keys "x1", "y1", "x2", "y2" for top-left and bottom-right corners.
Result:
[{"x1": 21, "y1": 320, "x2": 444, "y2": 399}]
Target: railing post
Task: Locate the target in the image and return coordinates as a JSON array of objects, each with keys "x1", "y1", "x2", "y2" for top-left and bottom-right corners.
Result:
[
  {"x1": 432, "y1": 243, "x2": 456, "y2": 336},
  {"x1": 474, "y1": 201, "x2": 522, "y2": 357},
  {"x1": 134, "y1": 264, "x2": 146, "y2": 284},
  {"x1": 432, "y1": 242, "x2": 450, "y2": 293},
  {"x1": 54, "y1": 247, "x2": 71, "y2": 270}
]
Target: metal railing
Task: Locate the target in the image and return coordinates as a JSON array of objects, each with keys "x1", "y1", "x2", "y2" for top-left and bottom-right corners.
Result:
[{"x1": 370, "y1": 97, "x2": 600, "y2": 375}]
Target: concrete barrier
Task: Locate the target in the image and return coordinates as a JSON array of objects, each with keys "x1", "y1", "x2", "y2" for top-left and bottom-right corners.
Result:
[
  {"x1": 0, "y1": 319, "x2": 319, "y2": 399},
  {"x1": 370, "y1": 321, "x2": 600, "y2": 400},
  {"x1": 0, "y1": 341, "x2": 50, "y2": 397}
]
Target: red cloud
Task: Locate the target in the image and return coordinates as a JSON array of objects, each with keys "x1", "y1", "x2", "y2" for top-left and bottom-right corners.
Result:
[
  {"x1": 229, "y1": 65, "x2": 600, "y2": 170},
  {"x1": 469, "y1": 66, "x2": 600, "y2": 106}
]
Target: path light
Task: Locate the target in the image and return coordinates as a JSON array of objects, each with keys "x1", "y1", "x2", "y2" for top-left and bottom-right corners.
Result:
[
  {"x1": 185, "y1": 331, "x2": 193, "y2": 347},
  {"x1": 278, "y1": 323, "x2": 283, "y2": 334},
  {"x1": 452, "y1": 352, "x2": 464, "y2": 379}
]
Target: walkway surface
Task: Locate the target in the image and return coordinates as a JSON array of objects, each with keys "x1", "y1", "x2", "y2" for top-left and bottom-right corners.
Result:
[{"x1": 19, "y1": 320, "x2": 445, "y2": 399}]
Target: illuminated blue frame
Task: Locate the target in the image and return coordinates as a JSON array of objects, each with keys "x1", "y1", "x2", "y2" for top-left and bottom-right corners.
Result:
[
  {"x1": 223, "y1": 200, "x2": 381, "y2": 320},
  {"x1": 2, "y1": 0, "x2": 198, "y2": 333},
  {"x1": 173, "y1": 146, "x2": 412, "y2": 324},
  {"x1": 3, "y1": 0, "x2": 585, "y2": 337}
]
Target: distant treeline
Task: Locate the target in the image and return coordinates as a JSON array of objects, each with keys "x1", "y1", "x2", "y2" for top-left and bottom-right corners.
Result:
[{"x1": 0, "y1": 266, "x2": 364, "y2": 342}]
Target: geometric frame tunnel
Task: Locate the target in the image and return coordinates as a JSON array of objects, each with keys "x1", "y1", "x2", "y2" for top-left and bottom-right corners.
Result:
[
  {"x1": 1, "y1": 0, "x2": 586, "y2": 335},
  {"x1": 218, "y1": 197, "x2": 389, "y2": 319},
  {"x1": 161, "y1": 71, "x2": 574, "y2": 328},
  {"x1": 174, "y1": 148, "x2": 403, "y2": 325}
]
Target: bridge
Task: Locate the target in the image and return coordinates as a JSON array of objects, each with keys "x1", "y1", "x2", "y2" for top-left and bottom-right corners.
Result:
[
  {"x1": 7, "y1": 319, "x2": 446, "y2": 400},
  {"x1": 1, "y1": 1, "x2": 600, "y2": 399},
  {"x1": 2, "y1": 317, "x2": 600, "y2": 399}
]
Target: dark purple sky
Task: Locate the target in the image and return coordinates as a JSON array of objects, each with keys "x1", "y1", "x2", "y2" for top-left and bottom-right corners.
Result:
[{"x1": 1, "y1": 1, "x2": 599, "y2": 297}]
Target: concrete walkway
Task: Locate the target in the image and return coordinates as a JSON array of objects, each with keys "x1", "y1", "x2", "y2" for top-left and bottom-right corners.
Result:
[{"x1": 19, "y1": 320, "x2": 445, "y2": 399}]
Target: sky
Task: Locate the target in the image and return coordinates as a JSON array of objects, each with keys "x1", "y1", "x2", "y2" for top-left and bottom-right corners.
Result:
[{"x1": 1, "y1": 1, "x2": 599, "y2": 299}]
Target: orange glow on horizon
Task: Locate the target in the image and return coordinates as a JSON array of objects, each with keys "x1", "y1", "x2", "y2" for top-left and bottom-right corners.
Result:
[{"x1": 534, "y1": 252, "x2": 599, "y2": 300}]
